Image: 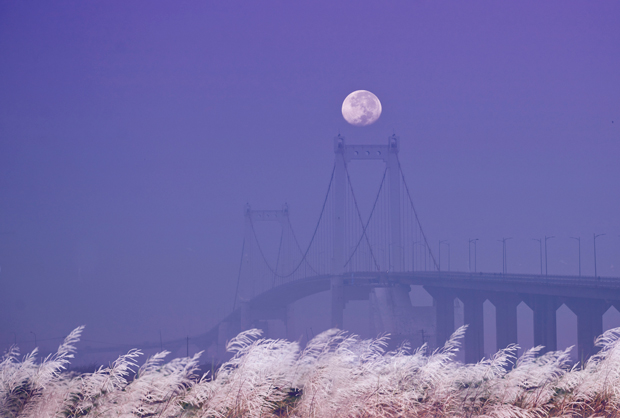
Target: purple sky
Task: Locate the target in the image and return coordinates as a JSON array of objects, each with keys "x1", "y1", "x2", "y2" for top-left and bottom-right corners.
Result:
[{"x1": 1, "y1": 1, "x2": 619, "y2": 358}]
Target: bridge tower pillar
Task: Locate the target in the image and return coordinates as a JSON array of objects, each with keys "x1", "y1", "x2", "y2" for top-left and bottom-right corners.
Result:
[
  {"x1": 459, "y1": 291, "x2": 485, "y2": 363},
  {"x1": 332, "y1": 135, "x2": 346, "y2": 274},
  {"x1": 524, "y1": 295, "x2": 559, "y2": 353},
  {"x1": 424, "y1": 286, "x2": 455, "y2": 349},
  {"x1": 387, "y1": 134, "x2": 402, "y2": 271},
  {"x1": 489, "y1": 293, "x2": 520, "y2": 350},
  {"x1": 331, "y1": 136, "x2": 346, "y2": 329},
  {"x1": 566, "y1": 298, "x2": 607, "y2": 360}
]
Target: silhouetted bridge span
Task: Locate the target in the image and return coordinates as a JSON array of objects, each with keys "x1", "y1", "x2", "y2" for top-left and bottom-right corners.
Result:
[
  {"x1": 200, "y1": 270, "x2": 620, "y2": 364},
  {"x1": 197, "y1": 134, "x2": 620, "y2": 364},
  {"x1": 71, "y1": 135, "x2": 617, "y2": 363}
]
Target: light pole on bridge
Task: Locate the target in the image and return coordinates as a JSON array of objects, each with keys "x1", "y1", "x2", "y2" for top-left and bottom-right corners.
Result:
[
  {"x1": 468, "y1": 238, "x2": 479, "y2": 273},
  {"x1": 499, "y1": 237, "x2": 512, "y2": 274},
  {"x1": 544, "y1": 236, "x2": 554, "y2": 276},
  {"x1": 594, "y1": 233, "x2": 605, "y2": 278},
  {"x1": 532, "y1": 238, "x2": 543, "y2": 275},
  {"x1": 570, "y1": 236, "x2": 581, "y2": 277}
]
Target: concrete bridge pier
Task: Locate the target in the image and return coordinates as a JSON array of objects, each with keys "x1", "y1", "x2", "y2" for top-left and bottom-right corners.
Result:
[
  {"x1": 566, "y1": 298, "x2": 607, "y2": 361},
  {"x1": 526, "y1": 295, "x2": 559, "y2": 353},
  {"x1": 489, "y1": 292, "x2": 520, "y2": 351},
  {"x1": 369, "y1": 287, "x2": 394, "y2": 334},
  {"x1": 458, "y1": 291, "x2": 486, "y2": 363},
  {"x1": 424, "y1": 286, "x2": 455, "y2": 349},
  {"x1": 331, "y1": 276, "x2": 345, "y2": 329},
  {"x1": 369, "y1": 284, "x2": 416, "y2": 344}
]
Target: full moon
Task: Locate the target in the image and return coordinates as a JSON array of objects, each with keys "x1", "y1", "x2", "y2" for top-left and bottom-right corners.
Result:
[{"x1": 341, "y1": 90, "x2": 382, "y2": 126}]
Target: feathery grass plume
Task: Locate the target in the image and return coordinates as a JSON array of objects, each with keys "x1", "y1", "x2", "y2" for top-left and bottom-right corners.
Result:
[
  {"x1": 0, "y1": 326, "x2": 84, "y2": 418},
  {"x1": 4, "y1": 325, "x2": 620, "y2": 417},
  {"x1": 188, "y1": 328, "x2": 300, "y2": 418},
  {"x1": 0, "y1": 345, "x2": 38, "y2": 417},
  {"x1": 117, "y1": 350, "x2": 203, "y2": 418},
  {"x1": 292, "y1": 330, "x2": 372, "y2": 417},
  {"x1": 549, "y1": 327, "x2": 620, "y2": 417},
  {"x1": 59, "y1": 347, "x2": 143, "y2": 418}
]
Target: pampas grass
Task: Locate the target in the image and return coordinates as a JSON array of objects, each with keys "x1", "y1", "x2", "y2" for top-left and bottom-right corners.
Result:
[{"x1": 3, "y1": 326, "x2": 620, "y2": 417}]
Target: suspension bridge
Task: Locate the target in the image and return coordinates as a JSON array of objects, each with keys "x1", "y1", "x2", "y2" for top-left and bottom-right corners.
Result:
[{"x1": 200, "y1": 134, "x2": 620, "y2": 363}]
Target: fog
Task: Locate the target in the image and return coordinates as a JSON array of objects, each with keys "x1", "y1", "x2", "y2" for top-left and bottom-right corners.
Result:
[{"x1": 0, "y1": 1, "x2": 619, "y2": 365}]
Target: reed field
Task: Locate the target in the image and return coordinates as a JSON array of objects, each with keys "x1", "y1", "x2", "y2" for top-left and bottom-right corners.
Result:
[{"x1": 3, "y1": 325, "x2": 620, "y2": 418}]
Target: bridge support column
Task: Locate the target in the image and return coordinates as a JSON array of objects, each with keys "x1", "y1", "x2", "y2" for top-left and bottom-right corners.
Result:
[
  {"x1": 490, "y1": 293, "x2": 520, "y2": 351},
  {"x1": 370, "y1": 287, "x2": 394, "y2": 334},
  {"x1": 369, "y1": 285, "x2": 415, "y2": 344},
  {"x1": 566, "y1": 298, "x2": 607, "y2": 361},
  {"x1": 424, "y1": 286, "x2": 454, "y2": 349},
  {"x1": 526, "y1": 296, "x2": 559, "y2": 353},
  {"x1": 459, "y1": 291, "x2": 485, "y2": 363},
  {"x1": 331, "y1": 277, "x2": 345, "y2": 329}
]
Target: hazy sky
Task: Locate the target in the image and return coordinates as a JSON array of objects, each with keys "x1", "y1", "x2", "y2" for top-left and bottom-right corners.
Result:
[{"x1": 1, "y1": 1, "x2": 619, "y2": 358}]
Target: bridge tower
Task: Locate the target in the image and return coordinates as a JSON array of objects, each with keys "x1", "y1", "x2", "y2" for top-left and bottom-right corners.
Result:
[
  {"x1": 238, "y1": 204, "x2": 290, "y2": 315},
  {"x1": 229, "y1": 205, "x2": 295, "y2": 345},
  {"x1": 331, "y1": 134, "x2": 415, "y2": 336},
  {"x1": 332, "y1": 134, "x2": 402, "y2": 273}
]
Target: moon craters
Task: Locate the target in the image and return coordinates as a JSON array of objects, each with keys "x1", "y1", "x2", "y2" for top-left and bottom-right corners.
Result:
[{"x1": 342, "y1": 90, "x2": 382, "y2": 126}]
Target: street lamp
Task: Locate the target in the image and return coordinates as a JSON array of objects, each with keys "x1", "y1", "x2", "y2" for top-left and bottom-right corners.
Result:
[
  {"x1": 30, "y1": 331, "x2": 37, "y2": 349},
  {"x1": 544, "y1": 236, "x2": 554, "y2": 276},
  {"x1": 468, "y1": 238, "x2": 479, "y2": 272},
  {"x1": 570, "y1": 236, "x2": 581, "y2": 276},
  {"x1": 594, "y1": 233, "x2": 605, "y2": 277},
  {"x1": 498, "y1": 237, "x2": 512, "y2": 274},
  {"x1": 532, "y1": 238, "x2": 542, "y2": 274}
]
